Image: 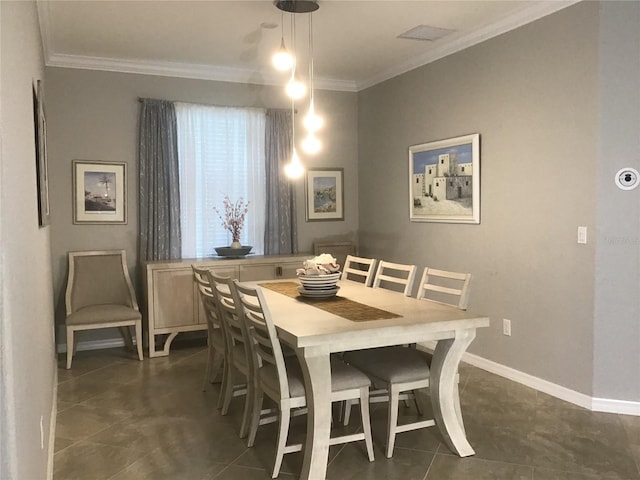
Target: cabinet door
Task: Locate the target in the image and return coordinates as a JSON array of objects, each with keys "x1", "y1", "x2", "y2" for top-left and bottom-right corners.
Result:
[
  {"x1": 276, "y1": 261, "x2": 302, "y2": 279},
  {"x1": 153, "y1": 268, "x2": 196, "y2": 328},
  {"x1": 195, "y1": 266, "x2": 239, "y2": 325},
  {"x1": 239, "y1": 264, "x2": 276, "y2": 281}
]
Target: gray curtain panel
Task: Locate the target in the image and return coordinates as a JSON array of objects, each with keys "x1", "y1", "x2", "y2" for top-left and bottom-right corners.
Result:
[
  {"x1": 264, "y1": 109, "x2": 298, "y2": 255},
  {"x1": 138, "y1": 99, "x2": 182, "y2": 261}
]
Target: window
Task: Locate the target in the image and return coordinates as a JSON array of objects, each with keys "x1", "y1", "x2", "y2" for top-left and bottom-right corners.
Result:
[{"x1": 176, "y1": 103, "x2": 266, "y2": 258}]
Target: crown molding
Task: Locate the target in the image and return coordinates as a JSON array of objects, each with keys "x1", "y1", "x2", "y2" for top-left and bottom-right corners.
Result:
[
  {"x1": 39, "y1": 0, "x2": 580, "y2": 93},
  {"x1": 45, "y1": 52, "x2": 358, "y2": 92},
  {"x1": 356, "y1": 0, "x2": 582, "y2": 91}
]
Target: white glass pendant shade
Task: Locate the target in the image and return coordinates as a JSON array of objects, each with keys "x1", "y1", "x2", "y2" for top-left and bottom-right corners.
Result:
[
  {"x1": 284, "y1": 148, "x2": 304, "y2": 178},
  {"x1": 303, "y1": 102, "x2": 323, "y2": 132},
  {"x1": 272, "y1": 38, "x2": 294, "y2": 71},
  {"x1": 286, "y1": 75, "x2": 307, "y2": 100},
  {"x1": 302, "y1": 132, "x2": 321, "y2": 154}
]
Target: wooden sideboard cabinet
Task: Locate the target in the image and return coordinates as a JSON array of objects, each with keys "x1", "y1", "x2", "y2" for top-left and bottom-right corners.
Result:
[{"x1": 143, "y1": 254, "x2": 310, "y2": 357}]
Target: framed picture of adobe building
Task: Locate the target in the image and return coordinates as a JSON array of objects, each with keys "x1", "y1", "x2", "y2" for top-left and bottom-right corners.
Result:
[{"x1": 409, "y1": 133, "x2": 480, "y2": 224}]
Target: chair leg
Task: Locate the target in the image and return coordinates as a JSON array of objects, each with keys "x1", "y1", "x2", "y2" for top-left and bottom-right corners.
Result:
[
  {"x1": 386, "y1": 384, "x2": 400, "y2": 458},
  {"x1": 413, "y1": 389, "x2": 424, "y2": 416},
  {"x1": 239, "y1": 374, "x2": 254, "y2": 438},
  {"x1": 217, "y1": 359, "x2": 229, "y2": 410},
  {"x1": 134, "y1": 321, "x2": 143, "y2": 361},
  {"x1": 202, "y1": 341, "x2": 213, "y2": 392},
  {"x1": 342, "y1": 399, "x2": 356, "y2": 426},
  {"x1": 221, "y1": 366, "x2": 236, "y2": 415},
  {"x1": 247, "y1": 389, "x2": 263, "y2": 448},
  {"x1": 272, "y1": 406, "x2": 291, "y2": 479},
  {"x1": 66, "y1": 327, "x2": 74, "y2": 369},
  {"x1": 359, "y1": 387, "x2": 375, "y2": 462}
]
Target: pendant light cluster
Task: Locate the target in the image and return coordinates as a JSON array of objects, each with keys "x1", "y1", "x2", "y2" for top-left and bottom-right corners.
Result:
[{"x1": 273, "y1": 0, "x2": 323, "y2": 178}]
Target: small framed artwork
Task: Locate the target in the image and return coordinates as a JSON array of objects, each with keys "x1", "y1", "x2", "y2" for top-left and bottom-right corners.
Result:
[
  {"x1": 73, "y1": 160, "x2": 127, "y2": 224},
  {"x1": 33, "y1": 80, "x2": 50, "y2": 227},
  {"x1": 409, "y1": 133, "x2": 480, "y2": 224},
  {"x1": 305, "y1": 168, "x2": 344, "y2": 221}
]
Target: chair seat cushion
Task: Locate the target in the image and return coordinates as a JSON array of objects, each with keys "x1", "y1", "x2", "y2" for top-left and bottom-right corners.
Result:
[
  {"x1": 343, "y1": 346, "x2": 431, "y2": 385},
  {"x1": 259, "y1": 355, "x2": 371, "y2": 399},
  {"x1": 66, "y1": 304, "x2": 141, "y2": 326}
]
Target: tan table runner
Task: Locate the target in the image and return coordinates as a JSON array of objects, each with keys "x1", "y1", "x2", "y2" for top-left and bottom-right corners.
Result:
[{"x1": 258, "y1": 281, "x2": 400, "y2": 322}]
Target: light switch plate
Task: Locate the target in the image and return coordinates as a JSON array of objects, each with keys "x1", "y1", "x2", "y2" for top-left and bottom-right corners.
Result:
[{"x1": 577, "y1": 226, "x2": 587, "y2": 244}]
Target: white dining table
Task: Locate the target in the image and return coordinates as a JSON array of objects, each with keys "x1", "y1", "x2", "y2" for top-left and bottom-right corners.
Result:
[{"x1": 253, "y1": 279, "x2": 490, "y2": 480}]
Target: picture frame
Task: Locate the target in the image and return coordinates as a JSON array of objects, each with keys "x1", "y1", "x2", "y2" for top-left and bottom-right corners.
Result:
[
  {"x1": 33, "y1": 80, "x2": 50, "y2": 227},
  {"x1": 409, "y1": 133, "x2": 480, "y2": 224},
  {"x1": 305, "y1": 168, "x2": 344, "y2": 221},
  {"x1": 73, "y1": 160, "x2": 127, "y2": 224}
]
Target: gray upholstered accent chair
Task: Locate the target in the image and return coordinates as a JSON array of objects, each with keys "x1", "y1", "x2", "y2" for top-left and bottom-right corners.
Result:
[
  {"x1": 371, "y1": 260, "x2": 417, "y2": 296},
  {"x1": 233, "y1": 281, "x2": 375, "y2": 478},
  {"x1": 343, "y1": 266, "x2": 472, "y2": 458},
  {"x1": 192, "y1": 266, "x2": 227, "y2": 397},
  {"x1": 208, "y1": 272, "x2": 253, "y2": 439},
  {"x1": 64, "y1": 250, "x2": 143, "y2": 369},
  {"x1": 340, "y1": 255, "x2": 377, "y2": 286}
]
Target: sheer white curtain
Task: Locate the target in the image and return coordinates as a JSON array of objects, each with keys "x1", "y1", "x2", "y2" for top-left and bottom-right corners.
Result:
[{"x1": 176, "y1": 103, "x2": 266, "y2": 257}]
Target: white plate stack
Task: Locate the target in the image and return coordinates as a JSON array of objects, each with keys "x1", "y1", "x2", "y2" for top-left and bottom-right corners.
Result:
[{"x1": 297, "y1": 272, "x2": 341, "y2": 298}]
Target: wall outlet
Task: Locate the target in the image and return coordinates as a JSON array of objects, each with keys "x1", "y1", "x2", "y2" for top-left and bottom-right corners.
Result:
[
  {"x1": 503, "y1": 318, "x2": 512, "y2": 336},
  {"x1": 577, "y1": 226, "x2": 587, "y2": 244}
]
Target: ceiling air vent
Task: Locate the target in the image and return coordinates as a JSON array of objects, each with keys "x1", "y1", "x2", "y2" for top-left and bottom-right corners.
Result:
[{"x1": 398, "y1": 25, "x2": 455, "y2": 42}]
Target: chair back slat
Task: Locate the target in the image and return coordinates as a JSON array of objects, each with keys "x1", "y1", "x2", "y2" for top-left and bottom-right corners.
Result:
[
  {"x1": 233, "y1": 281, "x2": 291, "y2": 399},
  {"x1": 341, "y1": 255, "x2": 377, "y2": 286},
  {"x1": 372, "y1": 260, "x2": 417, "y2": 296},
  {"x1": 417, "y1": 267, "x2": 472, "y2": 310}
]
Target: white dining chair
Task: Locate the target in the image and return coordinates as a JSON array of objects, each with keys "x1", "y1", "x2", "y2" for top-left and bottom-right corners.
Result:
[
  {"x1": 371, "y1": 260, "x2": 417, "y2": 296},
  {"x1": 341, "y1": 255, "x2": 377, "y2": 286},
  {"x1": 209, "y1": 272, "x2": 253, "y2": 439},
  {"x1": 417, "y1": 267, "x2": 472, "y2": 309},
  {"x1": 192, "y1": 266, "x2": 227, "y2": 397},
  {"x1": 234, "y1": 281, "x2": 375, "y2": 478},
  {"x1": 344, "y1": 267, "x2": 472, "y2": 458}
]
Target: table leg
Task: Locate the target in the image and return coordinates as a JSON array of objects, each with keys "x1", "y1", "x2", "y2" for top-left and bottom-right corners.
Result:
[
  {"x1": 429, "y1": 328, "x2": 476, "y2": 457},
  {"x1": 296, "y1": 346, "x2": 332, "y2": 480}
]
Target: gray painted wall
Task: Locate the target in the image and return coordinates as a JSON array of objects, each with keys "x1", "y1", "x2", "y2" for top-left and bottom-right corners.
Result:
[
  {"x1": 1, "y1": 1, "x2": 57, "y2": 478},
  {"x1": 45, "y1": 68, "x2": 358, "y2": 342},
  {"x1": 594, "y1": 1, "x2": 640, "y2": 401},
  {"x1": 357, "y1": 2, "x2": 599, "y2": 396}
]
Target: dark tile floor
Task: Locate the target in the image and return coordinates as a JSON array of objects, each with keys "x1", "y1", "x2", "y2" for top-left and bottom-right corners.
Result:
[{"x1": 54, "y1": 342, "x2": 640, "y2": 480}]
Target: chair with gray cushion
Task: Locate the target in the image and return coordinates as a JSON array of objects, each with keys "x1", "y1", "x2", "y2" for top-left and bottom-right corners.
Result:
[
  {"x1": 64, "y1": 250, "x2": 143, "y2": 369},
  {"x1": 343, "y1": 267, "x2": 472, "y2": 457},
  {"x1": 208, "y1": 272, "x2": 254, "y2": 438},
  {"x1": 192, "y1": 266, "x2": 227, "y2": 396},
  {"x1": 234, "y1": 280, "x2": 375, "y2": 478},
  {"x1": 340, "y1": 255, "x2": 377, "y2": 286}
]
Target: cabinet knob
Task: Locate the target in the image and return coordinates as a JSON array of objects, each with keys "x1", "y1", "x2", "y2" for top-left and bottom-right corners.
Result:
[{"x1": 276, "y1": 266, "x2": 283, "y2": 276}]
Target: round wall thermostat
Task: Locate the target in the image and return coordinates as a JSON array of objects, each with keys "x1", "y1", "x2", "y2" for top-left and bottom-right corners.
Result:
[{"x1": 615, "y1": 168, "x2": 640, "y2": 190}]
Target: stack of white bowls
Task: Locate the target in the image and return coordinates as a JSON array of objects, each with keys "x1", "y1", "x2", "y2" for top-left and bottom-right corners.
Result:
[{"x1": 297, "y1": 272, "x2": 341, "y2": 298}]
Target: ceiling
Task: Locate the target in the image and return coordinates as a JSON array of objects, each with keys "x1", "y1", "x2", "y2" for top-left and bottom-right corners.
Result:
[{"x1": 37, "y1": 0, "x2": 579, "y2": 92}]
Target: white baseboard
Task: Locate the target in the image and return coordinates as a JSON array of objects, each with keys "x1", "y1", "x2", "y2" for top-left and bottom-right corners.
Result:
[
  {"x1": 418, "y1": 341, "x2": 640, "y2": 416},
  {"x1": 57, "y1": 338, "x2": 126, "y2": 354}
]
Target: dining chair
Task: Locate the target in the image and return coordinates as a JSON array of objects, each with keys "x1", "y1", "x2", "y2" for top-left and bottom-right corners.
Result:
[
  {"x1": 208, "y1": 272, "x2": 253, "y2": 438},
  {"x1": 64, "y1": 250, "x2": 143, "y2": 369},
  {"x1": 233, "y1": 280, "x2": 375, "y2": 478},
  {"x1": 341, "y1": 255, "x2": 377, "y2": 286},
  {"x1": 343, "y1": 266, "x2": 472, "y2": 458},
  {"x1": 417, "y1": 267, "x2": 472, "y2": 309},
  {"x1": 371, "y1": 260, "x2": 417, "y2": 296},
  {"x1": 192, "y1": 266, "x2": 227, "y2": 396}
]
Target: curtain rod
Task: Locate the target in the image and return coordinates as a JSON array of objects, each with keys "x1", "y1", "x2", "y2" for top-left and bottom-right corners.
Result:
[{"x1": 137, "y1": 98, "x2": 296, "y2": 113}]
